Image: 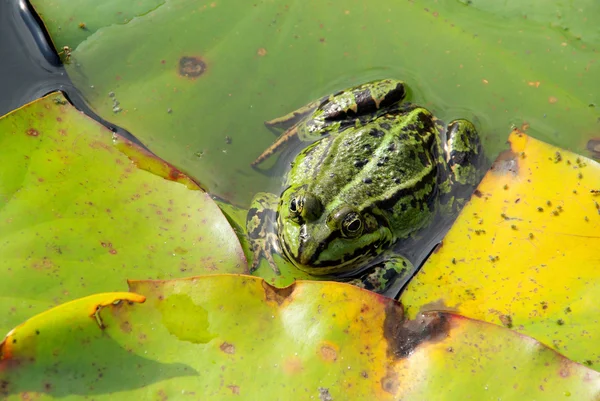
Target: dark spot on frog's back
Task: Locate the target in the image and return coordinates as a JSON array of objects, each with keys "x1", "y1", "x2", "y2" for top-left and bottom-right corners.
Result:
[
  {"x1": 379, "y1": 82, "x2": 406, "y2": 108},
  {"x1": 354, "y1": 89, "x2": 378, "y2": 114},
  {"x1": 178, "y1": 56, "x2": 207, "y2": 78},
  {"x1": 377, "y1": 156, "x2": 389, "y2": 166},
  {"x1": 369, "y1": 128, "x2": 385, "y2": 138},
  {"x1": 383, "y1": 301, "x2": 451, "y2": 358},
  {"x1": 354, "y1": 159, "x2": 368, "y2": 168}
]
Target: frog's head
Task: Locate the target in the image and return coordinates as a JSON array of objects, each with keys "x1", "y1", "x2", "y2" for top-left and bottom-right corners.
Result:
[{"x1": 277, "y1": 188, "x2": 394, "y2": 275}]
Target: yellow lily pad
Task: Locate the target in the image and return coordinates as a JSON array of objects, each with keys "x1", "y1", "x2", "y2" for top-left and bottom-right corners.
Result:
[{"x1": 401, "y1": 131, "x2": 600, "y2": 366}]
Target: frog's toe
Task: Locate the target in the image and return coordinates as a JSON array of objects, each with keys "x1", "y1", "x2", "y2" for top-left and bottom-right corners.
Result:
[
  {"x1": 263, "y1": 249, "x2": 281, "y2": 275},
  {"x1": 446, "y1": 119, "x2": 484, "y2": 186}
]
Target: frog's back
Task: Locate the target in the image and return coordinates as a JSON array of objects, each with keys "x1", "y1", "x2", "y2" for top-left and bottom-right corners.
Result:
[{"x1": 287, "y1": 106, "x2": 442, "y2": 237}]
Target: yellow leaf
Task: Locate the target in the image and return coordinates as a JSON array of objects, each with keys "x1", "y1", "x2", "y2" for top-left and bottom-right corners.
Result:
[{"x1": 401, "y1": 131, "x2": 600, "y2": 366}]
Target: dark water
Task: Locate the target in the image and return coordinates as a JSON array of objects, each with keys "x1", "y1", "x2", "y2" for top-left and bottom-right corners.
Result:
[
  {"x1": 0, "y1": 0, "x2": 141, "y2": 145},
  {"x1": 0, "y1": 0, "x2": 66, "y2": 115}
]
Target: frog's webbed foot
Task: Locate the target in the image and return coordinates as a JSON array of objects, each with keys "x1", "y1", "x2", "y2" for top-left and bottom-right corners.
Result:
[
  {"x1": 347, "y1": 255, "x2": 413, "y2": 293},
  {"x1": 445, "y1": 119, "x2": 485, "y2": 186},
  {"x1": 249, "y1": 231, "x2": 281, "y2": 275},
  {"x1": 246, "y1": 193, "x2": 281, "y2": 275}
]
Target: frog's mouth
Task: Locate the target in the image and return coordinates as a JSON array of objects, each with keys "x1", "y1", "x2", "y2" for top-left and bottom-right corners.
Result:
[{"x1": 283, "y1": 226, "x2": 394, "y2": 276}]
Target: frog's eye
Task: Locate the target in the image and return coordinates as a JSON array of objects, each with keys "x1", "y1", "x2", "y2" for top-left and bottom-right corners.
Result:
[{"x1": 341, "y1": 212, "x2": 363, "y2": 238}]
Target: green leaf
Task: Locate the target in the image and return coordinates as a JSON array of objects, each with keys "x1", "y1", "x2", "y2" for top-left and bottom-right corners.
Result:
[
  {"x1": 401, "y1": 131, "x2": 600, "y2": 368},
  {"x1": 2, "y1": 276, "x2": 598, "y2": 399},
  {"x1": 0, "y1": 93, "x2": 246, "y2": 335},
  {"x1": 29, "y1": 0, "x2": 600, "y2": 205}
]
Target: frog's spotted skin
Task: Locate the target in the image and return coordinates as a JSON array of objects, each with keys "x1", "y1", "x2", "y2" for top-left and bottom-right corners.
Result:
[
  {"x1": 247, "y1": 79, "x2": 484, "y2": 292},
  {"x1": 252, "y1": 80, "x2": 407, "y2": 166}
]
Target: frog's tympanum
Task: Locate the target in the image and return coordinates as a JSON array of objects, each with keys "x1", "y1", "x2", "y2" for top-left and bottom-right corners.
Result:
[{"x1": 246, "y1": 79, "x2": 484, "y2": 292}]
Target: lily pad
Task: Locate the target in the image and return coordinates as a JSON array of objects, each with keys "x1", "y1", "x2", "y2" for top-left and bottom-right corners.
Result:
[
  {"x1": 2, "y1": 275, "x2": 599, "y2": 399},
  {"x1": 28, "y1": 0, "x2": 600, "y2": 206},
  {"x1": 0, "y1": 93, "x2": 246, "y2": 336},
  {"x1": 401, "y1": 131, "x2": 600, "y2": 367}
]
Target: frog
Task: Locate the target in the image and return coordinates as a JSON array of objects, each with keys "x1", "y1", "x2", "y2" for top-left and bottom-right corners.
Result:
[{"x1": 246, "y1": 79, "x2": 484, "y2": 292}]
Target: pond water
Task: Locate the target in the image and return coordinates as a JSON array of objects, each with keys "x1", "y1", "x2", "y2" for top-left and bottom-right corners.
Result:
[{"x1": 0, "y1": 0, "x2": 144, "y2": 146}]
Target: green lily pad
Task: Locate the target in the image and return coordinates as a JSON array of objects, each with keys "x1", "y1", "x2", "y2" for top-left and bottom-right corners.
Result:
[
  {"x1": 0, "y1": 93, "x2": 246, "y2": 336},
  {"x1": 29, "y1": 0, "x2": 600, "y2": 206},
  {"x1": 401, "y1": 131, "x2": 600, "y2": 367},
  {"x1": 1, "y1": 276, "x2": 599, "y2": 399}
]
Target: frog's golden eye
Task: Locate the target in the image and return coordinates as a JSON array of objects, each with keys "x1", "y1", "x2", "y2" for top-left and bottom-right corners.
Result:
[{"x1": 341, "y1": 212, "x2": 363, "y2": 238}]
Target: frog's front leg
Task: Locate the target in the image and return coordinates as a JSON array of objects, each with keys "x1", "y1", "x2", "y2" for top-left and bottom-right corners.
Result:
[
  {"x1": 253, "y1": 79, "x2": 407, "y2": 167},
  {"x1": 246, "y1": 192, "x2": 282, "y2": 274},
  {"x1": 445, "y1": 119, "x2": 484, "y2": 186},
  {"x1": 348, "y1": 255, "x2": 413, "y2": 293}
]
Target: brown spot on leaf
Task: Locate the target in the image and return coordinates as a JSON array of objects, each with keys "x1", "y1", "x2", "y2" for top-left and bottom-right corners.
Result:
[
  {"x1": 381, "y1": 369, "x2": 399, "y2": 394},
  {"x1": 1, "y1": 379, "x2": 10, "y2": 394},
  {"x1": 283, "y1": 356, "x2": 303, "y2": 374},
  {"x1": 168, "y1": 167, "x2": 181, "y2": 180},
  {"x1": 473, "y1": 189, "x2": 483, "y2": 197},
  {"x1": 220, "y1": 342, "x2": 235, "y2": 354},
  {"x1": 227, "y1": 385, "x2": 240, "y2": 395},
  {"x1": 257, "y1": 48, "x2": 267, "y2": 56},
  {"x1": 262, "y1": 281, "x2": 295, "y2": 305},
  {"x1": 26, "y1": 129, "x2": 39, "y2": 137},
  {"x1": 31, "y1": 257, "x2": 54, "y2": 270},
  {"x1": 491, "y1": 149, "x2": 519, "y2": 176},
  {"x1": 178, "y1": 56, "x2": 207, "y2": 78},
  {"x1": 120, "y1": 320, "x2": 132, "y2": 333},
  {"x1": 432, "y1": 241, "x2": 443, "y2": 254},
  {"x1": 157, "y1": 389, "x2": 168, "y2": 401},
  {"x1": 319, "y1": 344, "x2": 338, "y2": 362},
  {"x1": 559, "y1": 366, "x2": 571, "y2": 378},
  {"x1": 383, "y1": 301, "x2": 451, "y2": 359},
  {"x1": 499, "y1": 314, "x2": 513, "y2": 328}
]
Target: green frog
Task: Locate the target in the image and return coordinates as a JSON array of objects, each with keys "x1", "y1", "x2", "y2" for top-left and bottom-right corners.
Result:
[{"x1": 246, "y1": 79, "x2": 483, "y2": 292}]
